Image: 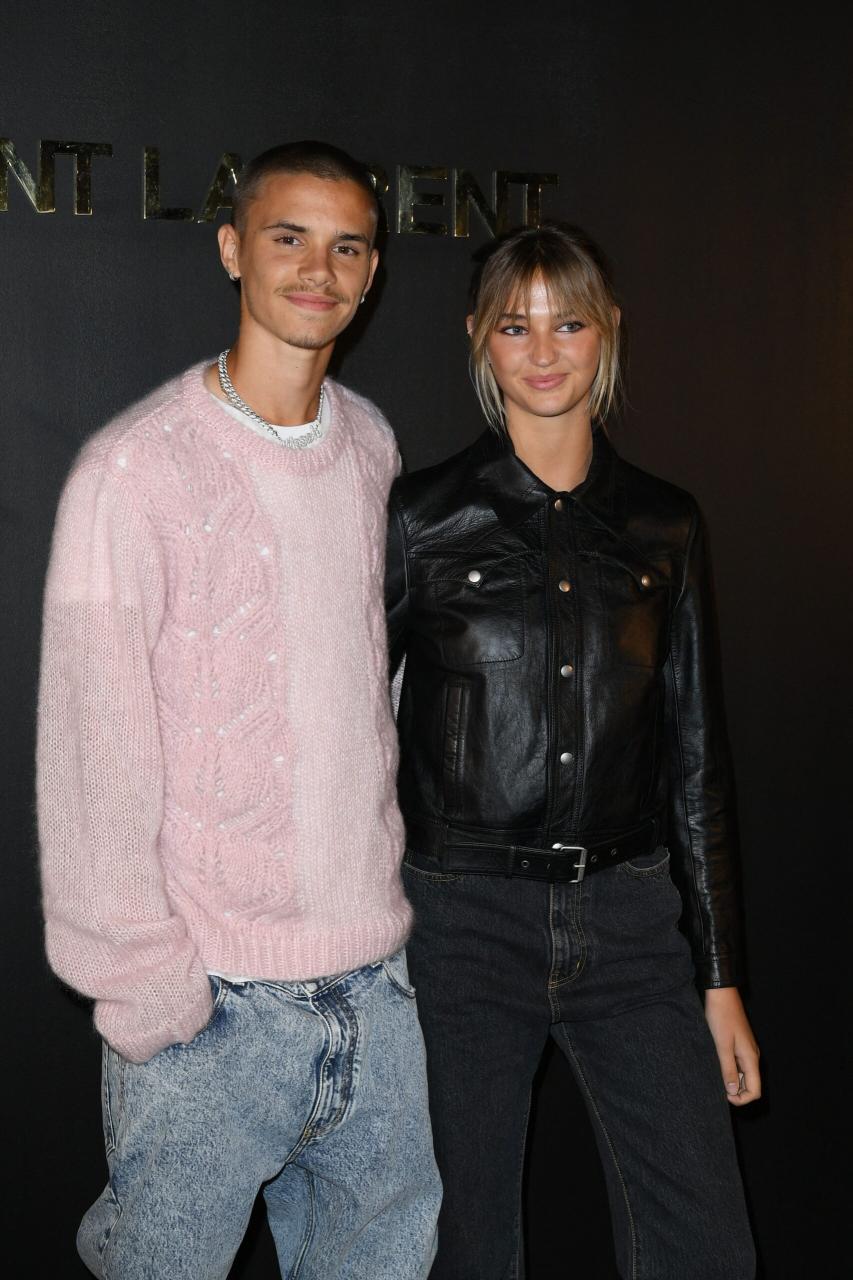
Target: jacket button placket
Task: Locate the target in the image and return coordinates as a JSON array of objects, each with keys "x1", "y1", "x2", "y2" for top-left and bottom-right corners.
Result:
[{"x1": 550, "y1": 494, "x2": 578, "y2": 826}]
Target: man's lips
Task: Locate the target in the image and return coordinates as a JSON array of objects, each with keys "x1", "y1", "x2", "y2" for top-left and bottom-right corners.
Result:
[
  {"x1": 284, "y1": 292, "x2": 340, "y2": 312},
  {"x1": 523, "y1": 373, "x2": 567, "y2": 390}
]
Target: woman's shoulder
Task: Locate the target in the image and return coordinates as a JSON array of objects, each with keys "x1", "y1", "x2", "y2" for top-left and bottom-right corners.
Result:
[{"x1": 391, "y1": 432, "x2": 488, "y2": 510}]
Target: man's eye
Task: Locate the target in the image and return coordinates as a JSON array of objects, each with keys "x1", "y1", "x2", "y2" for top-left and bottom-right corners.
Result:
[
  {"x1": 335, "y1": 244, "x2": 359, "y2": 255},
  {"x1": 275, "y1": 235, "x2": 300, "y2": 246}
]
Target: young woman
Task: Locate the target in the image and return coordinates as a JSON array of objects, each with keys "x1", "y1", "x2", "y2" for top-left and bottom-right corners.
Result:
[{"x1": 386, "y1": 224, "x2": 760, "y2": 1279}]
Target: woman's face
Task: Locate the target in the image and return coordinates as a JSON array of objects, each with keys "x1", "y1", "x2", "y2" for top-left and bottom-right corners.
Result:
[{"x1": 481, "y1": 272, "x2": 602, "y2": 431}]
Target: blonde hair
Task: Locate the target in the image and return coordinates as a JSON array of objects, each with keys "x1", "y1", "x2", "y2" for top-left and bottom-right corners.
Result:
[{"x1": 468, "y1": 223, "x2": 623, "y2": 430}]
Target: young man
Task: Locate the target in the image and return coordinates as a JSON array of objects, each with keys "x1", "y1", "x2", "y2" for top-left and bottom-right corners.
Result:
[{"x1": 37, "y1": 141, "x2": 441, "y2": 1280}]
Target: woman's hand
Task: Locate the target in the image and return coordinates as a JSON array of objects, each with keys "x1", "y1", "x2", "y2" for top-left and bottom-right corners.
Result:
[{"x1": 703, "y1": 986, "x2": 762, "y2": 1107}]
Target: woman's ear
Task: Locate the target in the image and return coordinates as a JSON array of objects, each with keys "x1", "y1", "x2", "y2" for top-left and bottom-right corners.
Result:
[
  {"x1": 612, "y1": 305, "x2": 621, "y2": 328},
  {"x1": 466, "y1": 314, "x2": 474, "y2": 338}
]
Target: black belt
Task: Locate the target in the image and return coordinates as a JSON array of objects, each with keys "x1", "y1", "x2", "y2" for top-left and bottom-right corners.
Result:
[{"x1": 405, "y1": 819, "x2": 659, "y2": 884}]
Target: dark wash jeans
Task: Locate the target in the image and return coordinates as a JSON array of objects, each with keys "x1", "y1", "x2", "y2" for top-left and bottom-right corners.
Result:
[{"x1": 403, "y1": 847, "x2": 755, "y2": 1280}]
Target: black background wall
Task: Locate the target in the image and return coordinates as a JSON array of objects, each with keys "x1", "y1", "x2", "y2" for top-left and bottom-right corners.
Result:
[{"x1": 2, "y1": 2, "x2": 850, "y2": 1275}]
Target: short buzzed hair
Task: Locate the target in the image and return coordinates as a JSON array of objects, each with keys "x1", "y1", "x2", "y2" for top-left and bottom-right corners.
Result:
[{"x1": 231, "y1": 140, "x2": 380, "y2": 234}]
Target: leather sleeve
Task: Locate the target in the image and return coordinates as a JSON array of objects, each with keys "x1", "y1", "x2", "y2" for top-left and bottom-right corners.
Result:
[
  {"x1": 385, "y1": 491, "x2": 410, "y2": 677},
  {"x1": 664, "y1": 505, "x2": 745, "y2": 988}
]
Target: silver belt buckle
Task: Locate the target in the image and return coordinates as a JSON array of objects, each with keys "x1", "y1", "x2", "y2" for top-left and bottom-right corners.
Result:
[{"x1": 552, "y1": 843, "x2": 589, "y2": 883}]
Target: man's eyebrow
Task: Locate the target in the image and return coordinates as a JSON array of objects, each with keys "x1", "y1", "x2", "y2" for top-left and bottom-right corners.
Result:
[{"x1": 261, "y1": 220, "x2": 370, "y2": 246}]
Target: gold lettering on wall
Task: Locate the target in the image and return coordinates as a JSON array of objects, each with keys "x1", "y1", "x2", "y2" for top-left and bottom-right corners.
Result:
[
  {"x1": 454, "y1": 170, "x2": 497, "y2": 238},
  {"x1": 398, "y1": 166, "x2": 560, "y2": 236},
  {"x1": 1, "y1": 140, "x2": 559, "y2": 235},
  {"x1": 397, "y1": 165, "x2": 449, "y2": 236},
  {"x1": 495, "y1": 171, "x2": 559, "y2": 231},
  {"x1": 195, "y1": 153, "x2": 241, "y2": 223},
  {"x1": 0, "y1": 138, "x2": 112, "y2": 214},
  {"x1": 143, "y1": 146, "x2": 194, "y2": 220}
]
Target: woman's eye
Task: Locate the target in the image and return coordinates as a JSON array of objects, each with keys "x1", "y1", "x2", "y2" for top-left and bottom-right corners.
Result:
[
  {"x1": 499, "y1": 325, "x2": 527, "y2": 336},
  {"x1": 559, "y1": 320, "x2": 584, "y2": 333}
]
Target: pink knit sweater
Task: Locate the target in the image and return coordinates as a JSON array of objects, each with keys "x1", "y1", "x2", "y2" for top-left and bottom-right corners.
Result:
[{"x1": 37, "y1": 363, "x2": 412, "y2": 1062}]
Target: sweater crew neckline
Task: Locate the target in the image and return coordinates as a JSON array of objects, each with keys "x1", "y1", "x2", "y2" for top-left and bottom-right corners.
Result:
[{"x1": 182, "y1": 361, "x2": 347, "y2": 473}]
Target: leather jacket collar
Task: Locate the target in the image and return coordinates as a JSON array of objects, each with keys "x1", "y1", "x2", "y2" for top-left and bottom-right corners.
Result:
[{"x1": 467, "y1": 425, "x2": 629, "y2": 544}]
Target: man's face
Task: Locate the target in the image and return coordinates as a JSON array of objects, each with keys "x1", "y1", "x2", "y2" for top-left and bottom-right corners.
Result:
[{"x1": 219, "y1": 171, "x2": 379, "y2": 352}]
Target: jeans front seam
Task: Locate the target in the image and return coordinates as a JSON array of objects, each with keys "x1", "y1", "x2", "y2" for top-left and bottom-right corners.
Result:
[
  {"x1": 555, "y1": 1023, "x2": 638, "y2": 1280},
  {"x1": 281, "y1": 1006, "x2": 334, "y2": 1164},
  {"x1": 548, "y1": 883, "x2": 587, "y2": 996},
  {"x1": 289, "y1": 991, "x2": 360, "y2": 1158}
]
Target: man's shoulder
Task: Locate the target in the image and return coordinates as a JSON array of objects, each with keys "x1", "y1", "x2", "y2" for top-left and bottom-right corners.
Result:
[
  {"x1": 72, "y1": 365, "x2": 196, "y2": 481},
  {"x1": 327, "y1": 379, "x2": 399, "y2": 474},
  {"x1": 328, "y1": 378, "x2": 394, "y2": 438}
]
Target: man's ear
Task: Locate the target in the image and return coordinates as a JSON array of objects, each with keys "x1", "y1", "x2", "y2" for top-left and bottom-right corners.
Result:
[
  {"x1": 362, "y1": 247, "x2": 380, "y2": 297},
  {"x1": 218, "y1": 223, "x2": 240, "y2": 280}
]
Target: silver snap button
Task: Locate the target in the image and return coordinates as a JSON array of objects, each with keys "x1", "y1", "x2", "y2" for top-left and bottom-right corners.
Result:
[
  {"x1": 467, "y1": 569, "x2": 482, "y2": 584},
  {"x1": 560, "y1": 751, "x2": 573, "y2": 764},
  {"x1": 558, "y1": 579, "x2": 571, "y2": 593},
  {"x1": 640, "y1": 574, "x2": 651, "y2": 588},
  {"x1": 520, "y1": 859, "x2": 530, "y2": 869},
  {"x1": 560, "y1": 663, "x2": 574, "y2": 677},
  {"x1": 554, "y1": 498, "x2": 564, "y2": 512}
]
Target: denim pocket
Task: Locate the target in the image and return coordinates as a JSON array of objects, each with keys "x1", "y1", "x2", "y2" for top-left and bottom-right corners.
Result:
[
  {"x1": 190, "y1": 974, "x2": 230, "y2": 1040},
  {"x1": 619, "y1": 846, "x2": 671, "y2": 878},
  {"x1": 382, "y1": 949, "x2": 417, "y2": 999}
]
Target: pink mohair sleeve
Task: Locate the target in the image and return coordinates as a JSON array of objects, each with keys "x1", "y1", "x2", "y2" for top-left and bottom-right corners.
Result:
[{"x1": 36, "y1": 458, "x2": 213, "y2": 1063}]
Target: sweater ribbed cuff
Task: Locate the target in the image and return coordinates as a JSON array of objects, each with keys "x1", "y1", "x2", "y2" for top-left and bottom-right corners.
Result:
[{"x1": 94, "y1": 971, "x2": 214, "y2": 1064}]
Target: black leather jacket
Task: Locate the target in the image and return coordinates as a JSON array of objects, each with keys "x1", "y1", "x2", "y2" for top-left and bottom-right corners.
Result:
[{"x1": 386, "y1": 427, "x2": 743, "y2": 987}]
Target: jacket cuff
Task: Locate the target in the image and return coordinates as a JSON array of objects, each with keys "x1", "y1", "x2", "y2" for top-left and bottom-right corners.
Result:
[{"x1": 696, "y1": 952, "x2": 741, "y2": 989}]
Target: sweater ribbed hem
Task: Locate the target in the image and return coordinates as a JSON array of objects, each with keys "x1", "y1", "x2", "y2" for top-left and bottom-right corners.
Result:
[
  {"x1": 172, "y1": 896, "x2": 412, "y2": 983},
  {"x1": 181, "y1": 902, "x2": 413, "y2": 982}
]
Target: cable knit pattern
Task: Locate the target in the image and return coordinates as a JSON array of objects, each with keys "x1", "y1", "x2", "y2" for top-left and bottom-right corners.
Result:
[{"x1": 37, "y1": 363, "x2": 411, "y2": 1063}]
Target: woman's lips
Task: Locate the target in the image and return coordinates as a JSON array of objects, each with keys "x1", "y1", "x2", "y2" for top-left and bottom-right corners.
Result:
[{"x1": 523, "y1": 373, "x2": 567, "y2": 390}]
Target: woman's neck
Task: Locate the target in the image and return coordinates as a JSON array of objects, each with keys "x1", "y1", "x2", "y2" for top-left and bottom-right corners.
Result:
[{"x1": 507, "y1": 412, "x2": 594, "y2": 493}]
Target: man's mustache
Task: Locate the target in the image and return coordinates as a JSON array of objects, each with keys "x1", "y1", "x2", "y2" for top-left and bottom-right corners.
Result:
[{"x1": 275, "y1": 285, "x2": 349, "y2": 305}]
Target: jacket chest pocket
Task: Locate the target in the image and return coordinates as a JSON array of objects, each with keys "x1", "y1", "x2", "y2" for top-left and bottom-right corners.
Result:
[
  {"x1": 586, "y1": 552, "x2": 672, "y2": 669},
  {"x1": 410, "y1": 554, "x2": 527, "y2": 667}
]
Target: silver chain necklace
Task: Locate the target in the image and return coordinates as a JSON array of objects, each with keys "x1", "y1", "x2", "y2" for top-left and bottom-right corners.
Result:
[{"x1": 217, "y1": 349, "x2": 325, "y2": 450}]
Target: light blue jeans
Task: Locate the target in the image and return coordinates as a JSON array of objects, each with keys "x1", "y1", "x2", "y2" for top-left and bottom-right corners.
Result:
[{"x1": 77, "y1": 952, "x2": 441, "y2": 1279}]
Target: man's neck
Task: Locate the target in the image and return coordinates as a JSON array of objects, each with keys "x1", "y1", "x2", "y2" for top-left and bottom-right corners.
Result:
[
  {"x1": 507, "y1": 411, "x2": 594, "y2": 493},
  {"x1": 204, "y1": 326, "x2": 333, "y2": 426}
]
